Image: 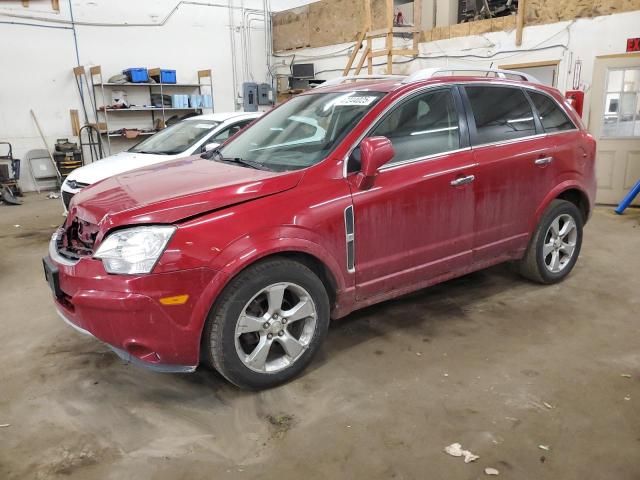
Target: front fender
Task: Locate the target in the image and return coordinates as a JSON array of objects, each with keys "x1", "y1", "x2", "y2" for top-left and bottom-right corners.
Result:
[
  {"x1": 185, "y1": 227, "x2": 353, "y2": 366},
  {"x1": 212, "y1": 226, "x2": 350, "y2": 293}
]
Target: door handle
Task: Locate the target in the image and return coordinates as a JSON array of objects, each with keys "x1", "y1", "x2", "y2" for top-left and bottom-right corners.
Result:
[
  {"x1": 534, "y1": 156, "x2": 554, "y2": 166},
  {"x1": 450, "y1": 175, "x2": 475, "y2": 186}
]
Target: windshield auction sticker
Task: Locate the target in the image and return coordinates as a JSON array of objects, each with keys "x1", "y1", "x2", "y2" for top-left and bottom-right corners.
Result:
[{"x1": 335, "y1": 96, "x2": 379, "y2": 106}]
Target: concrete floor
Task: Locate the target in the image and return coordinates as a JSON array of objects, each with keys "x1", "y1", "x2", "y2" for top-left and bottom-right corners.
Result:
[{"x1": 0, "y1": 194, "x2": 639, "y2": 480}]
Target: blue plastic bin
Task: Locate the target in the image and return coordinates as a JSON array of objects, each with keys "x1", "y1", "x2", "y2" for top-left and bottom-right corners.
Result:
[
  {"x1": 150, "y1": 69, "x2": 177, "y2": 84},
  {"x1": 159, "y1": 69, "x2": 176, "y2": 84},
  {"x1": 123, "y1": 68, "x2": 149, "y2": 83}
]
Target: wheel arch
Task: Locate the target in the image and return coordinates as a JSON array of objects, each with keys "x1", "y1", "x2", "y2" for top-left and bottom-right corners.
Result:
[
  {"x1": 202, "y1": 236, "x2": 347, "y2": 322},
  {"x1": 555, "y1": 188, "x2": 590, "y2": 223},
  {"x1": 197, "y1": 248, "x2": 343, "y2": 364},
  {"x1": 533, "y1": 182, "x2": 592, "y2": 231},
  {"x1": 216, "y1": 250, "x2": 340, "y2": 310},
  {"x1": 269, "y1": 251, "x2": 339, "y2": 308}
]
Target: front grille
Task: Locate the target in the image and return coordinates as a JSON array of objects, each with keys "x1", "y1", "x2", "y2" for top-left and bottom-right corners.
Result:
[
  {"x1": 62, "y1": 191, "x2": 74, "y2": 210},
  {"x1": 56, "y1": 217, "x2": 99, "y2": 260}
]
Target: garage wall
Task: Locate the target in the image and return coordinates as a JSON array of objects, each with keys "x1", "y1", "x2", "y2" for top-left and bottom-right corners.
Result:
[
  {"x1": 271, "y1": 9, "x2": 640, "y2": 125},
  {"x1": 273, "y1": 0, "x2": 640, "y2": 51},
  {"x1": 0, "y1": 0, "x2": 277, "y2": 191}
]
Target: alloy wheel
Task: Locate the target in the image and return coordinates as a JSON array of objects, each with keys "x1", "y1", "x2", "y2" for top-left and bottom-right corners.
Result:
[
  {"x1": 542, "y1": 213, "x2": 578, "y2": 273},
  {"x1": 234, "y1": 282, "x2": 317, "y2": 373}
]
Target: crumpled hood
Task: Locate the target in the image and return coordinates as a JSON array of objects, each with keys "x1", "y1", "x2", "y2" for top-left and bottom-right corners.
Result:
[{"x1": 68, "y1": 155, "x2": 303, "y2": 232}]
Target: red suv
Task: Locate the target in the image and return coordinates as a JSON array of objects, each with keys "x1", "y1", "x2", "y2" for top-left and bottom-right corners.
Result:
[{"x1": 44, "y1": 69, "x2": 596, "y2": 389}]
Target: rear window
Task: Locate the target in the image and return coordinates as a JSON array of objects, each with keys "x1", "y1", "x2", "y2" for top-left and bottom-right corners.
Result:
[
  {"x1": 528, "y1": 91, "x2": 575, "y2": 132},
  {"x1": 465, "y1": 86, "x2": 536, "y2": 144}
]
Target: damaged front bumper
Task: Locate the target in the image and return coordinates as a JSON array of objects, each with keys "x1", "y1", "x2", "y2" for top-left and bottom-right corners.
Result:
[
  {"x1": 44, "y1": 232, "x2": 221, "y2": 373},
  {"x1": 54, "y1": 306, "x2": 196, "y2": 373}
]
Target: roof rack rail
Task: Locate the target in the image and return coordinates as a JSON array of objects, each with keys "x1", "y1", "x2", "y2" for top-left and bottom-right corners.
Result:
[
  {"x1": 313, "y1": 74, "x2": 402, "y2": 89},
  {"x1": 401, "y1": 67, "x2": 540, "y2": 84}
]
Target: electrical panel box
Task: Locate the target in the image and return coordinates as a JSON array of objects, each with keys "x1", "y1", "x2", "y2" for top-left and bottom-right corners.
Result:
[
  {"x1": 243, "y1": 82, "x2": 258, "y2": 112},
  {"x1": 258, "y1": 83, "x2": 273, "y2": 105},
  {"x1": 277, "y1": 76, "x2": 289, "y2": 93}
]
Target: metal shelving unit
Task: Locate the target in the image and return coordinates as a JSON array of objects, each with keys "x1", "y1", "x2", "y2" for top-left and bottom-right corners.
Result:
[{"x1": 88, "y1": 66, "x2": 214, "y2": 154}]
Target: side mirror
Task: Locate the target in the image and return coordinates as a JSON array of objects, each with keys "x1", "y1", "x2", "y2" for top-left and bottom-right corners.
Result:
[
  {"x1": 204, "y1": 142, "x2": 220, "y2": 152},
  {"x1": 356, "y1": 136, "x2": 394, "y2": 189}
]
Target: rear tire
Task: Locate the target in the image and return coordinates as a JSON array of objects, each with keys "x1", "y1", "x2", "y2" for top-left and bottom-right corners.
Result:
[
  {"x1": 515, "y1": 199, "x2": 583, "y2": 284},
  {"x1": 203, "y1": 257, "x2": 330, "y2": 389}
]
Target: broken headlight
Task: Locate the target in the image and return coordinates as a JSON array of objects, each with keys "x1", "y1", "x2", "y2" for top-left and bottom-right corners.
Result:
[{"x1": 94, "y1": 226, "x2": 176, "y2": 274}]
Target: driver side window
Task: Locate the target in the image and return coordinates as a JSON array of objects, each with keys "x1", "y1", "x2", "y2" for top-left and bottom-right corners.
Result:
[
  {"x1": 369, "y1": 89, "x2": 461, "y2": 166},
  {"x1": 202, "y1": 120, "x2": 254, "y2": 152},
  {"x1": 212, "y1": 122, "x2": 245, "y2": 142}
]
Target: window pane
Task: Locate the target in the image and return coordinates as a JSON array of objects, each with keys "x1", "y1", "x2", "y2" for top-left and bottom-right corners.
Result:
[
  {"x1": 466, "y1": 86, "x2": 536, "y2": 144},
  {"x1": 616, "y1": 92, "x2": 637, "y2": 136},
  {"x1": 605, "y1": 93, "x2": 620, "y2": 114},
  {"x1": 370, "y1": 89, "x2": 460, "y2": 165},
  {"x1": 221, "y1": 91, "x2": 385, "y2": 171},
  {"x1": 623, "y1": 69, "x2": 640, "y2": 93},
  {"x1": 607, "y1": 70, "x2": 623, "y2": 92},
  {"x1": 129, "y1": 120, "x2": 220, "y2": 155},
  {"x1": 529, "y1": 91, "x2": 575, "y2": 132},
  {"x1": 602, "y1": 92, "x2": 640, "y2": 137}
]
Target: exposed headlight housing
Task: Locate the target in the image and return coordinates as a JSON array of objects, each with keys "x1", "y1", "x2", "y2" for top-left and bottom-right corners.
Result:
[{"x1": 94, "y1": 226, "x2": 176, "y2": 274}]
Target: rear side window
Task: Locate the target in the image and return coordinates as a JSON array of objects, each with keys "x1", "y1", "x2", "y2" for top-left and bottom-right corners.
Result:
[
  {"x1": 370, "y1": 89, "x2": 460, "y2": 165},
  {"x1": 528, "y1": 91, "x2": 575, "y2": 132},
  {"x1": 465, "y1": 86, "x2": 536, "y2": 144}
]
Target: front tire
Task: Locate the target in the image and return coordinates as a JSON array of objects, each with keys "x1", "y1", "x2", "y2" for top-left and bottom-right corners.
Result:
[
  {"x1": 203, "y1": 258, "x2": 330, "y2": 389},
  {"x1": 515, "y1": 199, "x2": 583, "y2": 284}
]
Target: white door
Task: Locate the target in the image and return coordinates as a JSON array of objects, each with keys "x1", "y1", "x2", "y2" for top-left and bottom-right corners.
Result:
[{"x1": 589, "y1": 54, "x2": 640, "y2": 205}]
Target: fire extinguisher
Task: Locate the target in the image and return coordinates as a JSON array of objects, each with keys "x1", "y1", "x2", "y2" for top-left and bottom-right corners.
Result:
[{"x1": 565, "y1": 90, "x2": 585, "y2": 117}]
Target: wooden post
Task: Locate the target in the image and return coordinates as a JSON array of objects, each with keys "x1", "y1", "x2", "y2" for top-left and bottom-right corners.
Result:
[
  {"x1": 343, "y1": 31, "x2": 367, "y2": 76},
  {"x1": 386, "y1": 0, "x2": 394, "y2": 74},
  {"x1": 354, "y1": 46, "x2": 371, "y2": 75},
  {"x1": 432, "y1": 0, "x2": 437, "y2": 28},
  {"x1": 22, "y1": 1, "x2": 28, "y2": 7},
  {"x1": 52, "y1": 0, "x2": 60, "y2": 11},
  {"x1": 70, "y1": 110, "x2": 80, "y2": 136},
  {"x1": 413, "y1": 0, "x2": 422, "y2": 54},
  {"x1": 516, "y1": 0, "x2": 525, "y2": 46},
  {"x1": 364, "y1": 0, "x2": 373, "y2": 74}
]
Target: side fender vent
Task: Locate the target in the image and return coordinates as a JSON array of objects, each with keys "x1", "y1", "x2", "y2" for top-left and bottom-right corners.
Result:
[{"x1": 344, "y1": 205, "x2": 355, "y2": 273}]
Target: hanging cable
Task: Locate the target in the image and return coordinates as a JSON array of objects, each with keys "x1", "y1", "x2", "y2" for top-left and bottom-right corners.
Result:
[
  {"x1": 312, "y1": 44, "x2": 569, "y2": 76},
  {"x1": 0, "y1": 20, "x2": 71, "y2": 29},
  {"x1": 0, "y1": 0, "x2": 263, "y2": 27},
  {"x1": 68, "y1": 0, "x2": 80, "y2": 66}
]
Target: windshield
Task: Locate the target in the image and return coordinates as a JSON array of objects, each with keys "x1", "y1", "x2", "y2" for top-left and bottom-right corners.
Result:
[
  {"x1": 129, "y1": 119, "x2": 220, "y2": 155},
  {"x1": 219, "y1": 91, "x2": 385, "y2": 171}
]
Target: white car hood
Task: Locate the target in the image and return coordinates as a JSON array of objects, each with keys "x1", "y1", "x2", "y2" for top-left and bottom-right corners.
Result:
[{"x1": 65, "y1": 151, "x2": 184, "y2": 186}]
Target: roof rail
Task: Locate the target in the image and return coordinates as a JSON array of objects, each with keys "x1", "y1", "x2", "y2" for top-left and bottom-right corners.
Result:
[
  {"x1": 314, "y1": 74, "x2": 402, "y2": 89},
  {"x1": 401, "y1": 67, "x2": 540, "y2": 84}
]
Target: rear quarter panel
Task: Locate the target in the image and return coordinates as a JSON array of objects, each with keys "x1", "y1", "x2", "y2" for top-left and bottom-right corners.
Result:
[
  {"x1": 522, "y1": 85, "x2": 596, "y2": 229},
  {"x1": 530, "y1": 130, "x2": 596, "y2": 230}
]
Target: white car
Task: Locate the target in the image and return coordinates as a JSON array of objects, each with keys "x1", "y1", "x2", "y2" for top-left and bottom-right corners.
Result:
[{"x1": 61, "y1": 111, "x2": 262, "y2": 211}]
